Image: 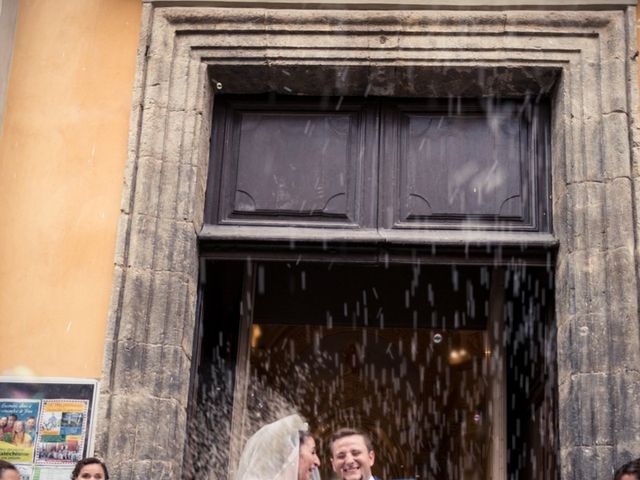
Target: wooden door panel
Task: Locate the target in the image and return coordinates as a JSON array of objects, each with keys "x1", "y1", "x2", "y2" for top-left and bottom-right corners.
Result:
[
  {"x1": 402, "y1": 114, "x2": 523, "y2": 219},
  {"x1": 380, "y1": 100, "x2": 547, "y2": 231},
  {"x1": 207, "y1": 96, "x2": 377, "y2": 229}
]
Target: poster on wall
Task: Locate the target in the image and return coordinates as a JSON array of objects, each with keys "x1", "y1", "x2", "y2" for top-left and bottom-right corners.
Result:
[
  {"x1": 0, "y1": 399, "x2": 40, "y2": 463},
  {"x1": 0, "y1": 378, "x2": 98, "y2": 479},
  {"x1": 35, "y1": 399, "x2": 88, "y2": 465}
]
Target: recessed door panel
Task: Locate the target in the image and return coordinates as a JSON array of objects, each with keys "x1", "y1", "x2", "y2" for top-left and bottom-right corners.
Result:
[{"x1": 208, "y1": 96, "x2": 377, "y2": 228}]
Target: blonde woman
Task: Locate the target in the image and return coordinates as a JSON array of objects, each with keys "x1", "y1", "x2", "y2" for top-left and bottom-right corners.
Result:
[{"x1": 10, "y1": 421, "x2": 32, "y2": 448}]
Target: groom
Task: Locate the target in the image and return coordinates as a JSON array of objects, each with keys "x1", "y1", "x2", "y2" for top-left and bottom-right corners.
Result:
[{"x1": 330, "y1": 428, "x2": 376, "y2": 480}]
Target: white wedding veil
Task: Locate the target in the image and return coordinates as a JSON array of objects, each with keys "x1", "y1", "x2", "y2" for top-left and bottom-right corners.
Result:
[{"x1": 235, "y1": 414, "x2": 317, "y2": 480}]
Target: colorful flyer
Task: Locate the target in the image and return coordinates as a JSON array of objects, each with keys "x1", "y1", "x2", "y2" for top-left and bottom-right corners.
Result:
[
  {"x1": 0, "y1": 399, "x2": 40, "y2": 464},
  {"x1": 35, "y1": 399, "x2": 88, "y2": 465}
]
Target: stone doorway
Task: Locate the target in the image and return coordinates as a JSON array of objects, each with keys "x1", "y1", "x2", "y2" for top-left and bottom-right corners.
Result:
[{"x1": 99, "y1": 4, "x2": 640, "y2": 479}]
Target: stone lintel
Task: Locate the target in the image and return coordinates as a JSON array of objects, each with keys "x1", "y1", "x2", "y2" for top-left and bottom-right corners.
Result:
[{"x1": 144, "y1": 0, "x2": 636, "y2": 11}]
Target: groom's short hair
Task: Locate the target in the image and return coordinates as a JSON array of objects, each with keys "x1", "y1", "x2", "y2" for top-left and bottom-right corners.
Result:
[{"x1": 330, "y1": 427, "x2": 373, "y2": 452}]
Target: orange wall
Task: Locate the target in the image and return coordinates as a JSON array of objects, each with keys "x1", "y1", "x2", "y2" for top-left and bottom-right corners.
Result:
[{"x1": 0, "y1": 0, "x2": 141, "y2": 377}]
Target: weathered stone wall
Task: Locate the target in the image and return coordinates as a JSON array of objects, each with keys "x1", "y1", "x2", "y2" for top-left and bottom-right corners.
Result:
[{"x1": 98, "y1": 3, "x2": 640, "y2": 479}]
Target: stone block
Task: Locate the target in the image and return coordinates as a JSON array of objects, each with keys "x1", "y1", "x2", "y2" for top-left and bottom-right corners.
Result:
[
  {"x1": 604, "y1": 247, "x2": 638, "y2": 328},
  {"x1": 147, "y1": 271, "x2": 189, "y2": 346},
  {"x1": 585, "y1": 183, "x2": 607, "y2": 241},
  {"x1": 110, "y1": 342, "x2": 144, "y2": 394},
  {"x1": 561, "y1": 446, "x2": 614, "y2": 480},
  {"x1": 604, "y1": 178, "x2": 634, "y2": 250},
  {"x1": 605, "y1": 320, "x2": 640, "y2": 373},
  {"x1": 127, "y1": 213, "x2": 158, "y2": 270},
  {"x1": 133, "y1": 397, "x2": 185, "y2": 461},
  {"x1": 565, "y1": 250, "x2": 607, "y2": 317},
  {"x1": 132, "y1": 157, "x2": 162, "y2": 218},
  {"x1": 119, "y1": 269, "x2": 153, "y2": 343},
  {"x1": 565, "y1": 182, "x2": 605, "y2": 252},
  {"x1": 146, "y1": 23, "x2": 175, "y2": 89},
  {"x1": 582, "y1": 116, "x2": 605, "y2": 182},
  {"x1": 111, "y1": 341, "x2": 191, "y2": 401},
  {"x1": 184, "y1": 57, "x2": 206, "y2": 113},
  {"x1": 602, "y1": 113, "x2": 631, "y2": 179},
  {"x1": 560, "y1": 373, "x2": 612, "y2": 447},
  {"x1": 556, "y1": 314, "x2": 609, "y2": 374},
  {"x1": 557, "y1": 378, "x2": 575, "y2": 445},
  {"x1": 115, "y1": 266, "x2": 198, "y2": 349},
  {"x1": 602, "y1": 60, "x2": 627, "y2": 115},
  {"x1": 93, "y1": 391, "x2": 112, "y2": 458},
  {"x1": 131, "y1": 460, "x2": 177, "y2": 480},
  {"x1": 177, "y1": 106, "x2": 199, "y2": 165},
  {"x1": 103, "y1": 394, "x2": 139, "y2": 464},
  {"x1": 149, "y1": 162, "x2": 199, "y2": 221},
  {"x1": 102, "y1": 395, "x2": 183, "y2": 476},
  {"x1": 167, "y1": 50, "x2": 192, "y2": 112},
  {"x1": 108, "y1": 461, "x2": 133, "y2": 480},
  {"x1": 163, "y1": 110, "x2": 186, "y2": 163},
  {"x1": 155, "y1": 160, "x2": 181, "y2": 220},
  {"x1": 176, "y1": 164, "x2": 199, "y2": 222},
  {"x1": 153, "y1": 218, "x2": 198, "y2": 274},
  {"x1": 611, "y1": 371, "x2": 640, "y2": 449},
  {"x1": 138, "y1": 102, "x2": 169, "y2": 159}
]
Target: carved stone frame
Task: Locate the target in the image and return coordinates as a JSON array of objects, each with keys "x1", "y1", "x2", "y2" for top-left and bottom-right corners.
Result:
[{"x1": 98, "y1": 4, "x2": 640, "y2": 479}]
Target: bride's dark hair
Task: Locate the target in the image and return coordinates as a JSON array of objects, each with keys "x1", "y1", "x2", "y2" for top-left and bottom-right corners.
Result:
[{"x1": 299, "y1": 430, "x2": 314, "y2": 444}]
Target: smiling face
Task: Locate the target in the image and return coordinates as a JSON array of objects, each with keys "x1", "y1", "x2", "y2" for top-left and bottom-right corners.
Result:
[
  {"x1": 13, "y1": 421, "x2": 24, "y2": 434},
  {"x1": 298, "y1": 436, "x2": 320, "y2": 480},
  {"x1": 331, "y1": 435, "x2": 375, "y2": 480}
]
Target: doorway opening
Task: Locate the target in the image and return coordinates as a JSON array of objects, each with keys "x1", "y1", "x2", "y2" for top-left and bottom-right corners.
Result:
[{"x1": 187, "y1": 259, "x2": 556, "y2": 480}]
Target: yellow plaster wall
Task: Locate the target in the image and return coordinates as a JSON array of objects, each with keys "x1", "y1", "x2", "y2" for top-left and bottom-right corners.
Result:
[{"x1": 0, "y1": 0, "x2": 141, "y2": 378}]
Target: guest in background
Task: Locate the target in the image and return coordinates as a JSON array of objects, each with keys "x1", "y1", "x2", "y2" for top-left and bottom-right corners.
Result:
[
  {"x1": 71, "y1": 458, "x2": 109, "y2": 480},
  {"x1": 0, "y1": 460, "x2": 20, "y2": 480}
]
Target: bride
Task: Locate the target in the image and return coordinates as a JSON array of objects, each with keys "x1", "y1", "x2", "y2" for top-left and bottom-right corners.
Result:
[{"x1": 235, "y1": 414, "x2": 321, "y2": 480}]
